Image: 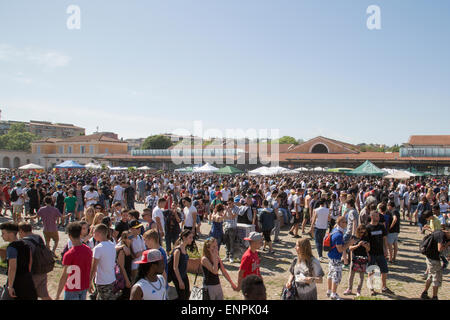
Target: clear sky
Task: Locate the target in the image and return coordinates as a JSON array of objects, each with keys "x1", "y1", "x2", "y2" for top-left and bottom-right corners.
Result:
[{"x1": 1, "y1": 0, "x2": 449, "y2": 145}]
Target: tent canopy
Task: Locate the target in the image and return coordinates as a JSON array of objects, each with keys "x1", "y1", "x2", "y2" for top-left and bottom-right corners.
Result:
[
  {"x1": 85, "y1": 163, "x2": 102, "y2": 169},
  {"x1": 347, "y1": 160, "x2": 386, "y2": 177},
  {"x1": 215, "y1": 166, "x2": 244, "y2": 175},
  {"x1": 55, "y1": 160, "x2": 85, "y2": 169},
  {"x1": 327, "y1": 168, "x2": 353, "y2": 173},
  {"x1": 18, "y1": 163, "x2": 44, "y2": 170},
  {"x1": 193, "y1": 163, "x2": 219, "y2": 173},
  {"x1": 384, "y1": 169, "x2": 415, "y2": 180},
  {"x1": 174, "y1": 166, "x2": 194, "y2": 173},
  {"x1": 137, "y1": 166, "x2": 154, "y2": 170}
]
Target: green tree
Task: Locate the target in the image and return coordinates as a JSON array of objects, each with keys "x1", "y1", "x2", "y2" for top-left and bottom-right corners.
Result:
[
  {"x1": 0, "y1": 123, "x2": 38, "y2": 151},
  {"x1": 273, "y1": 136, "x2": 299, "y2": 145},
  {"x1": 141, "y1": 135, "x2": 174, "y2": 149}
]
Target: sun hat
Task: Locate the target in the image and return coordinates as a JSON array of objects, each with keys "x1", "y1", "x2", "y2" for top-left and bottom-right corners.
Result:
[
  {"x1": 135, "y1": 249, "x2": 163, "y2": 264},
  {"x1": 129, "y1": 220, "x2": 144, "y2": 229}
]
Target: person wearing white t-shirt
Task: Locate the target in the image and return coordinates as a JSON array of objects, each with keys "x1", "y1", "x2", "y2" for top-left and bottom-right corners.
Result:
[
  {"x1": 130, "y1": 249, "x2": 167, "y2": 300},
  {"x1": 113, "y1": 182, "x2": 125, "y2": 206},
  {"x1": 89, "y1": 224, "x2": 117, "y2": 300},
  {"x1": 311, "y1": 199, "x2": 330, "y2": 262},
  {"x1": 152, "y1": 198, "x2": 166, "y2": 239},
  {"x1": 85, "y1": 188, "x2": 99, "y2": 207},
  {"x1": 182, "y1": 198, "x2": 197, "y2": 232},
  {"x1": 221, "y1": 187, "x2": 232, "y2": 202}
]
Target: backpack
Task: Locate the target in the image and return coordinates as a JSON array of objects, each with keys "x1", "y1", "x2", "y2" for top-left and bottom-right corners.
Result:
[
  {"x1": 409, "y1": 192, "x2": 418, "y2": 204},
  {"x1": 10, "y1": 189, "x2": 19, "y2": 202},
  {"x1": 56, "y1": 192, "x2": 65, "y2": 209},
  {"x1": 323, "y1": 230, "x2": 340, "y2": 252},
  {"x1": 166, "y1": 247, "x2": 181, "y2": 283},
  {"x1": 24, "y1": 237, "x2": 55, "y2": 274},
  {"x1": 419, "y1": 233, "x2": 434, "y2": 256}
]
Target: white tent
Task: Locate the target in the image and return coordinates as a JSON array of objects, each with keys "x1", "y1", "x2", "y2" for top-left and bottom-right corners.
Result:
[
  {"x1": 313, "y1": 167, "x2": 324, "y2": 172},
  {"x1": 193, "y1": 163, "x2": 219, "y2": 173},
  {"x1": 85, "y1": 163, "x2": 102, "y2": 170},
  {"x1": 18, "y1": 163, "x2": 44, "y2": 170},
  {"x1": 249, "y1": 166, "x2": 271, "y2": 176},
  {"x1": 383, "y1": 169, "x2": 416, "y2": 180},
  {"x1": 137, "y1": 166, "x2": 153, "y2": 170},
  {"x1": 0, "y1": 168, "x2": 9, "y2": 171},
  {"x1": 294, "y1": 167, "x2": 309, "y2": 172},
  {"x1": 267, "y1": 166, "x2": 294, "y2": 175},
  {"x1": 108, "y1": 166, "x2": 128, "y2": 171}
]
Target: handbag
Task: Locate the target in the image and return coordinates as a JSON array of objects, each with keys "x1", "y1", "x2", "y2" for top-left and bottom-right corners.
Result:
[
  {"x1": 281, "y1": 281, "x2": 297, "y2": 300},
  {"x1": 352, "y1": 256, "x2": 369, "y2": 273},
  {"x1": 167, "y1": 285, "x2": 178, "y2": 300},
  {"x1": 189, "y1": 270, "x2": 210, "y2": 300},
  {"x1": 1, "y1": 284, "x2": 13, "y2": 300},
  {"x1": 113, "y1": 263, "x2": 125, "y2": 294}
]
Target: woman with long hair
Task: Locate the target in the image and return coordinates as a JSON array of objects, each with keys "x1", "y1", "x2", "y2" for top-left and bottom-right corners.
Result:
[
  {"x1": 116, "y1": 231, "x2": 133, "y2": 300},
  {"x1": 130, "y1": 249, "x2": 166, "y2": 300},
  {"x1": 209, "y1": 203, "x2": 225, "y2": 251},
  {"x1": 84, "y1": 205, "x2": 95, "y2": 226},
  {"x1": 172, "y1": 229, "x2": 193, "y2": 300},
  {"x1": 343, "y1": 225, "x2": 370, "y2": 297},
  {"x1": 285, "y1": 238, "x2": 324, "y2": 300},
  {"x1": 201, "y1": 238, "x2": 237, "y2": 300}
]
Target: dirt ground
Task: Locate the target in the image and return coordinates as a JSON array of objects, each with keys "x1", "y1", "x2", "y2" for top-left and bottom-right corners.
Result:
[{"x1": 1, "y1": 203, "x2": 448, "y2": 300}]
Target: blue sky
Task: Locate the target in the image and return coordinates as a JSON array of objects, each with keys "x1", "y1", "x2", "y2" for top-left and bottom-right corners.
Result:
[{"x1": 1, "y1": 0, "x2": 449, "y2": 145}]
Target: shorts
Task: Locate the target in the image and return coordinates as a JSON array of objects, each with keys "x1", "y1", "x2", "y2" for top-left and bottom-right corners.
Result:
[
  {"x1": 32, "y1": 273, "x2": 49, "y2": 298},
  {"x1": 426, "y1": 258, "x2": 442, "y2": 287},
  {"x1": 327, "y1": 259, "x2": 343, "y2": 284},
  {"x1": 64, "y1": 289, "x2": 87, "y2": 300},
  {"x1": 303, "y1": 207, "x2": 310, "y2": 220},
  {"x1": 368, "y1": 254, "x2": 389, "y2": 274},
  {"x1": 262, "y1": 230, "x2": 272, "y2": 242},
  {"x1": 76, "y1": 203, "x2": 84, "y2": 212},
  {"x1": 43, "y1": 231, "x2": 59, "y2": 243},
  {"x1": 96, "y1": 283, "x2": 118, "y2": 300},
  {"x1": 12, "y1": 204, "x2": 23, "y2": 214},
  {"x1": 387, "y1": 233, "x2": 399, "y2": 245}
]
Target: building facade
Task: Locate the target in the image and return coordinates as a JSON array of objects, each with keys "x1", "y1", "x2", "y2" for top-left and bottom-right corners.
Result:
[
  {"x1": 0, "y1": 150, "x2": 32, "y2": 169},
  {"x1": 0, "y1": 120, "x2": 85, "y2": 138},
  {"x1": 32, "y1": 133, "x2": 128, "y2": 169}
]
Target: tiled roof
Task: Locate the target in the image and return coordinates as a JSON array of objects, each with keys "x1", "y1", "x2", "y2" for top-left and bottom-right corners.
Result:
[{"x1": 407, "y1": 135, "x2": 450, "y2": 146}]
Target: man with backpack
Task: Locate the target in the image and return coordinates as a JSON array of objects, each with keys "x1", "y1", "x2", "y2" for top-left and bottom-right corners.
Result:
[
  {"x1": 11, "y1": 182, "x2": 25, "y2": 223},
  {"x1": 52, "y1": 185, "x2": 66, "y2": 228},
  {"x1": 18, "y1": 222, "x2": 54, "y2": 300},
  {"x1": 420, "y1": 229, "x2": 450, "y2": 300}
]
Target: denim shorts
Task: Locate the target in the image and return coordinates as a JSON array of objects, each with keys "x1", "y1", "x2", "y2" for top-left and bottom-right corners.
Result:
[
  {"x1": 64, "y1": 289, "x2": 87, "y2": 300},
  {"x1": 387, "y1": 232, "x2": 399, "y2": 245}
]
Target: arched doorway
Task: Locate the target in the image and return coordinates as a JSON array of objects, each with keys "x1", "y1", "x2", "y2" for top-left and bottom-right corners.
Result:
[
  {"x1": 13, "y1": 157, "x2": 20, "y2": 168},
  {"x1": 311, "y1": 143, "x2": 329, "y2": 154},
  {"x1": 2, "y1": 157, "x2": 10, "y2": 168}
]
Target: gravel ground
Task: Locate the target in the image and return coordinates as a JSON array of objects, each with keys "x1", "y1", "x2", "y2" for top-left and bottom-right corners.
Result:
[{"x1": 1, "y1": 203, "x2": 448, "y2": 300}]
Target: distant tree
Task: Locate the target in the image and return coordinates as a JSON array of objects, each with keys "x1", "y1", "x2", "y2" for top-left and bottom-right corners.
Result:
[
  {"x1": 0, "y1": 123, "x2": 38, "y2": 151},
  {"x1": 273, "y1": 136, "x2": 299, "y2": 145},
  {"x1": 141, "y1": 135, "x2": 174, "y2": 149}
]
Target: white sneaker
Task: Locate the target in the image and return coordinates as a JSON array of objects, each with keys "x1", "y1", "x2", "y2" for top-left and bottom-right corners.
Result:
[
  {"x1": 331, "y1": 293, "x2": 343, "y2": 300},
  {"x1": 326, "y1": 290, "x2": 332, "y2": 297}
]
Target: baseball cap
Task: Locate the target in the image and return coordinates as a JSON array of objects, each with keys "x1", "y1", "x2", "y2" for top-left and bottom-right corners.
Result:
[
  {"x1": 129, "y1": 220, "x2": 144, "y2": 229},
  {"x1": 216, "y1": 191, "x2": 222, "y2": 196},
  {"x1": 135, "y1": 249, "x2": 163, "y2": 264},
  {"x1": 244, "y1": 232, "x2": 263, "y2": 242},
  {"x1": 234, "y1": 196, "x2": 241, "y2": 203}
]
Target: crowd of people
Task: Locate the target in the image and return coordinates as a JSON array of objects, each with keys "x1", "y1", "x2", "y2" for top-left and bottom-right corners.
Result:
[{"x1": 0, "y1": 169, "x2": 449, "y2": 300}]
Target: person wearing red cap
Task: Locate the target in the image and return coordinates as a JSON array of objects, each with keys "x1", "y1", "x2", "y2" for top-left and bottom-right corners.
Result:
[
  {"x1": 130, "y1": 249, "x2": 166, "y2": 300},
  {"x1": 237, "y1": 232, "x2": 263, "y2": 291}
]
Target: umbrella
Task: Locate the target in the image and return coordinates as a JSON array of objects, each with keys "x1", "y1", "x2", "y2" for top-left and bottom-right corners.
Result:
[
  {"x1": 193, "y1": 163, "x2": 219, "y2": 173},
  {"x1": 18, "y1": 163, "x2": 44, "y2": 170},
  {"x1": 85, "y1": 162, "x2": 102, "y2": 169},
  {"x1": 215, "y1": 166, "x2": 244, "y2": 175},
  {"x1": 55, "y1": 160, "x2": 85, "y2": 169}
]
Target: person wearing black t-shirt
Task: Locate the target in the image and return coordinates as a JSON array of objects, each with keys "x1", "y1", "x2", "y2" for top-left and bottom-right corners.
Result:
[
  {"x1": 421, "y1": 230, "x2": 450, "y2": 300},
  {"x1": 0, "y1": 222, "x2": 37, "y2": 300},
  {"x1": 366, "y1": 210, "x2": 395, "y2": 296},
  {"x1": 387, "y1": 201, "x2": 401, "y2": 264},
  {"x1": 114, "y1": 211, "x2": 130, "y2": 240}
]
